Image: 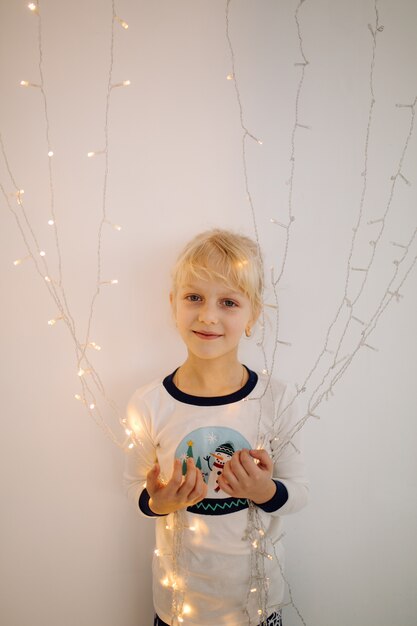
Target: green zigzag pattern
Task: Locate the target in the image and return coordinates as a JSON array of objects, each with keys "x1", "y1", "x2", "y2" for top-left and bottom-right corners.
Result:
[{"x1": 193, "y1": 498, "x2": 248, "y2": 512}]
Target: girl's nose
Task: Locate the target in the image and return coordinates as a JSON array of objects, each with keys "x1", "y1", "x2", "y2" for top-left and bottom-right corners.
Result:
[{"x1": 198, "y1": 302, "x2": 218, "y2": 324}]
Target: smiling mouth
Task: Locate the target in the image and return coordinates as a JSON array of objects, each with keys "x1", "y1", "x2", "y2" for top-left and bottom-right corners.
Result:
[{"x1": 193, "y1": 331, "x2": 223, "y2": 340}]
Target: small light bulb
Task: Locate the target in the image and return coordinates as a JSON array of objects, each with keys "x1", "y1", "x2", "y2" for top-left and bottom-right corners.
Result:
[
  {"x1": 74, "y1": 394, "x2": 82, "y2": 401},
  {"x1": 28, "y1": 3, "x2": 37, "y2": 11},
  {"x1": 78, "y1": 368, "x2": 85, "y2": 377},
  {"x1": 257, "y1": 139, "x2": 263, "y2": 145},
  {"x1": 13, "y1": 253, "x2": 30, "y2": 265},
  {"x1": 48, "y1": 219, "x2": 54, "y2": 226},
  {"x1": 226, "y1": 73, "x2": 234, "y2": 80},
  {"x1": 110, "y1": 279, "x2": 118, "y2": 285},
  {"x1": 161, "y1": 577, "x2": 169, "y2": 587},
  {"x1": 115, "y1": 15, "x2": 129, "y2": 29},
  {"x1": 48, "y1": 150, "x2": 54, "y2": 157},
  {"x1": 258, "y1": 609, "x2": 263, "y2": 616},
  {"x1": 89, "y1": 403, "x2": 95, "y2": 410},
  {"x1": 252, "y1": 540, "x2": 258, "y2": 549},
  {"x1": 125, "y1": 428, "x2": 132, "y2": 436},
  {"x1": 87, "y1": 151, "x2": 95, "y2": 158},
  {"x1": 128, "y1": 442, "x2": 134, "y2": 449},
  {"x1": 250, "y1": 587, "x2": 257, "y2": 593},
  {"x1": 39, "y1": 250, "x2": 46, "y2": 257},
  {"x1": 20, "y1": 80, "x2": 30, "y2": 87},
  {"x1": 122, "y1": 80, "x2": 131, "y2": 86},
  {"x1": 154, "y1": 549, "x2": 160, "y2": 556},
  {"x1": 105, "y1": 219, "x2": 122, "y2": 231},
  {"x1": 178, "y1": 618, "x2": 184, "y2": 624},
  {"x1": 189, "y1": 525, "x2": 196, "y2": 531},
  {"x1": 183, "y1": 605, "x2": 191, "y2": 615},
  {"x1": 44, "y1": 276, "x2": 51, "y2": 282}
]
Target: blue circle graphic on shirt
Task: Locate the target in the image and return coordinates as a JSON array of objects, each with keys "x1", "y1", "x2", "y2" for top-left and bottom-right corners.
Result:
[{"x1": 175, "y1": 426, "x2": 251, "y2": 510}]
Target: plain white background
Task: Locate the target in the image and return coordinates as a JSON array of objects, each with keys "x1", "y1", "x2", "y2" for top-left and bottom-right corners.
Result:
[{"x1": 0, "y1": 1, "x2": 416, "y2": 625}]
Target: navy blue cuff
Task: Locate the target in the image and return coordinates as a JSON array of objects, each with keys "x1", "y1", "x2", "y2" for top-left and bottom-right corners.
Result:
[
  {"x1": 255, "y1": 480, "x2": 288, "y2": 513},
  {"x1": 138, "y1": 488, "x2": 168, "y2": 517}
]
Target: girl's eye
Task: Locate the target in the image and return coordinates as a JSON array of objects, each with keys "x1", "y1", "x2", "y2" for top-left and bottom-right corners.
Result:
[
  {"x1": 186, "y1": 294, "x2": 201, "y2": 302},
  {"x1": 222, "y1": 299, "x2": 238, "y2": 308}
]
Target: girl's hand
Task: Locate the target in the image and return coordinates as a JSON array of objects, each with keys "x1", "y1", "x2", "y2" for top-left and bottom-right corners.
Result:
[
  {"x1": 146, "y1": 457, "x2": 208, "y2": 515},
  {"x1": 217, "y1": 449, "x2": 276, "y2": 504}
]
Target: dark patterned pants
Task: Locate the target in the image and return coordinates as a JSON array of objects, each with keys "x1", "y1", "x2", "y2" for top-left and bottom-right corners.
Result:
[{"x1": 154, "y1": 609, "x2": 282, "y2": 625}]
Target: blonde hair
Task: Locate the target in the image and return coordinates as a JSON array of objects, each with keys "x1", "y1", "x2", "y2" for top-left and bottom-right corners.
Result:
[{"x1": 171, "y1": 229, "x2": 264, "y2": 317}]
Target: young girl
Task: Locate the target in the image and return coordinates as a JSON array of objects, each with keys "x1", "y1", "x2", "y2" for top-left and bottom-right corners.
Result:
[{"x1": 124, "y1": 229, "x2": 309, "y2": 626}]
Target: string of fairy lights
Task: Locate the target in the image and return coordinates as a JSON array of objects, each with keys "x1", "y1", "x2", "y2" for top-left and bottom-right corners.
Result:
[
  {"x1": 225, "y1": 0, "x2": 416, "y2": 623},
  {"x1": 1, "y1": 0, "x2": 131, "y2": 448},
  {"x1": 225, "y1": 0, "x2": 312, "y2": 622},
  {"x1": 1, "y1": 1, "x2": 416, "y2": 625}
]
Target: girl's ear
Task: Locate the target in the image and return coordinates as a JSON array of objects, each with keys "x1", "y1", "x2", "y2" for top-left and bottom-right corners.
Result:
[{"x1": 169, "y1": 292, "x2": 176, "y2": 317}]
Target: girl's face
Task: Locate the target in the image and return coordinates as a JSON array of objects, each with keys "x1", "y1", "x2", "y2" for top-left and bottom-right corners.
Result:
[{"x1": 171, "y1": 275, "x2": 255, "y2": 363}]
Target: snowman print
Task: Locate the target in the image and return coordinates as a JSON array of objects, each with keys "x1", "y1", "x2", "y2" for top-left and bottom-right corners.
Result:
[{"x1": 204, "y1": 441, "x2": 235, "y2": 494}]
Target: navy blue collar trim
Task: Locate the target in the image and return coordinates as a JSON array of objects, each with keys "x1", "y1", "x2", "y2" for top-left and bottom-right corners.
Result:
[{"x1": 163, "y1": 366, "x2": 258, "y2": 406}]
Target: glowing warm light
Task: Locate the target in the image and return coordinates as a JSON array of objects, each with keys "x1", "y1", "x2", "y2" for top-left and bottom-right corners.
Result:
[
  {"x1": 78, "y1": 368, "x2": 85, "y2": 377},
  {"x1": 39, "y1": 250, "x2": 46, "y2": 257},
  {"x1": 250, "y1": 587, "x2": 257, "y2": 593},
  {"x1": 20, "y1": 81, "x2": 39, "y2": 88},
  {"x1": 258, "y1": 609, "x2": 263, "y2": 616},
  {"x1": 115, "y1": 15, "x2": 129, "y2": 29},
  {"x1": 161, "y1": 577, "x2": 169, "y2": 587},
  {"x1": 89, "y1": 403, "x2": 95, "y2": 410},
  {"x1": 112, "y1": 80, "x2": 131, "y2": 88},
  {"x1": 128, "y1": 442, "x2": 135, "y2": 449},
  {"x1": 74, "y1": 394, "x2": 82, "y2": 401},
  {"x1": 183, "y1": 605, "x2": 191, "y2": 615},
  {"x1": 252, "y1": 540, "x2": 258, "y2": 549},
  {"x1": 257, "y1": 139, "x2": 263, "y2": 145},
  {"x1": 125, "y1": 428, "x2": 132, "y2": 436},
  {"x1": 226, "y1": 73, "x2": 234, "y2": 80},
  {"x1": 110, "y1": 279, "x2": 118, "y2": 284},
  {"x1": 105, "y1": 219, "x2": 122, "y2": 231},
  {"x1": 48, "y1": 219, "x2": 54, "y2": 226},
  {"x1": 154, "y1": 549, "x2": 160, "y2": 556},
  {"x1": 44, "y1": 276, "x2": 51, "y2": 282},
  {"x1": 28, "y1": 3, "x2": 37, "y2": 11},
  {"x1": 48, "y1": 150, "x2": 54, "y2": 157}
]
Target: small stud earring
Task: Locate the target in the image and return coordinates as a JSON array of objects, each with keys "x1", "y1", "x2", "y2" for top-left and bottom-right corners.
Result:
[{"x1": 245, "y1": 327, "x2": 252, "y2": 338}]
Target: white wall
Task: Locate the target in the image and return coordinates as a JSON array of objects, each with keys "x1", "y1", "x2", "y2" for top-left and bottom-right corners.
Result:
[{"x1": 0, "y1": 1, "x2": 416, "y2": 625}]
